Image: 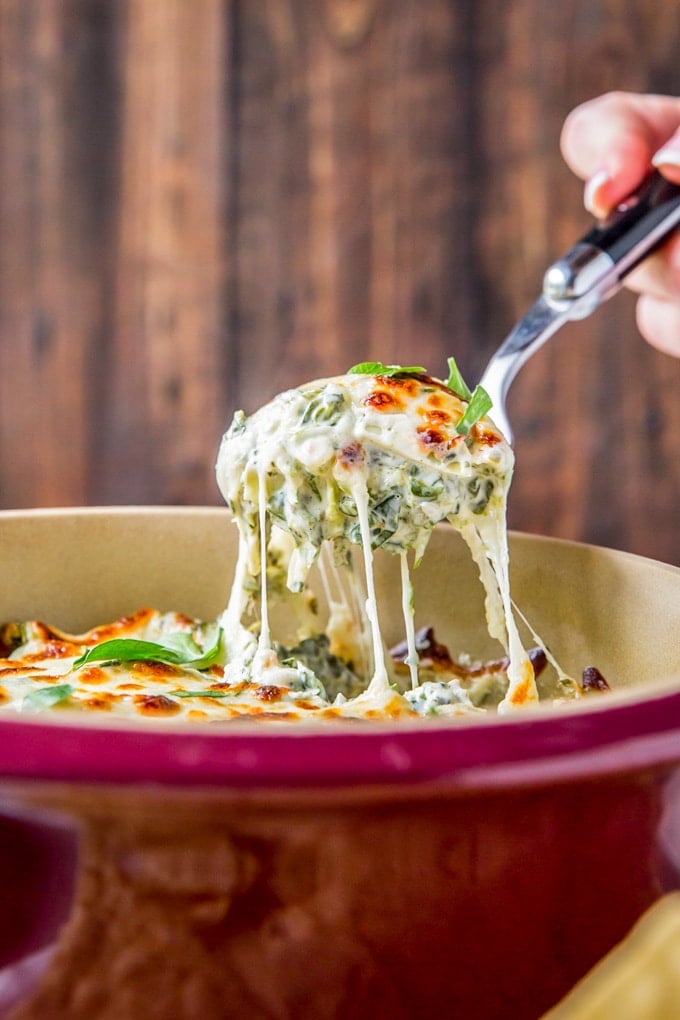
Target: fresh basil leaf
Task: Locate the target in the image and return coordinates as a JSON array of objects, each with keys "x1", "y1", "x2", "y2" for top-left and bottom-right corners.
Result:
[
  {"x1": 445, "y1": 356, "x2": 472, "y2": 400},
  {"x1": 23, "y1": 683, "x2": 74, "y2": 712},
  {"x1": 348, "y1": 362, "x2": 426, "y2": 377},
  {"x1": 180, "y1": 627, "x2": 225, "y2": 670},
  {"x1": 348, "y1": 361, "x2": 390, "y2": 375},
  {"x1": 73, "y1": 638, "x2": 184, "y2": 669},
  {"x1": 456, "y1": 385, "x2": 493, "y2": 435},
  {"x1": 160, "y1": 632, "x2": 204, "y2": 659},
  {"x1": 72, "y1": 627, "x2": 224, "y2": 672}
]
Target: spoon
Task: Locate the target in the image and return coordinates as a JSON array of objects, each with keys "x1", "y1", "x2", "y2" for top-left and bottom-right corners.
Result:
[{"x1": 479, "y1": 170, "x2": 680, "y2": 442}]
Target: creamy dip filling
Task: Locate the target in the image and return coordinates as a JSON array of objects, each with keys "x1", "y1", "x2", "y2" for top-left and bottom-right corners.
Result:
[
  {"x1": 1, "y1": 368, "x2": 570, "y2": 723},
  {"x1": 215, "y1": 370, "x2": 536, "y2": 713}
]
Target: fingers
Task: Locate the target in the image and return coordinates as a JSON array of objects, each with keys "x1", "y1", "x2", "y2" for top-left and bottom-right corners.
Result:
[
  {"x1": 561, "y1": 91, "x2": 680, "y2": 215},
  {"x1": 624, "y1": 233, "x2": 680, "y2": 302},
  {"x1": 615, "y1": 174, "x2": 680, "y2": 353},
  {"x1": 562, "y1": 91, "x2": 680, "y2": 357},
  {"x1": 652, "y1": 126, "x2": 680, "y2": 186},
  {"x1": 636, "y1": 294, "x2": 680, "y2": 358}
]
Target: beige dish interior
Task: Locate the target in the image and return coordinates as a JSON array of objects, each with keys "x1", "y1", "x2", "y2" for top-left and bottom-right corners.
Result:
[{"x1": 1, "y1": 505, "x2": 680, "y2": 709}]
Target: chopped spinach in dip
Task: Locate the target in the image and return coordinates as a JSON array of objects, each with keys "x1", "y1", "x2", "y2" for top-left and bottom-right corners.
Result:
[
  {"x1": 215, "y1": 367, "x2": 539, "y2": 714},
  {"x1": 2, "y1": 365, "x2": 589, "y2": 723}
]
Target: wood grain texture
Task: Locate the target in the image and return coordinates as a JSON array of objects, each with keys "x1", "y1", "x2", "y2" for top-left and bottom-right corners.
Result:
[{"x1": 1, "y1": 0, "x2": 679, "y2": 562}]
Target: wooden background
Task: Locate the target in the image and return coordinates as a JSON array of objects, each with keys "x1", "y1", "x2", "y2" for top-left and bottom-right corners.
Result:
[{"x1": 1, "y1": 0, "x2": 680, "y2": 563}]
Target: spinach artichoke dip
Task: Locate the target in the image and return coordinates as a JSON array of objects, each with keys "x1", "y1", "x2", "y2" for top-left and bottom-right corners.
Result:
[{"x1": 0, "y1": 361, "x2": 587, "y2": 724}]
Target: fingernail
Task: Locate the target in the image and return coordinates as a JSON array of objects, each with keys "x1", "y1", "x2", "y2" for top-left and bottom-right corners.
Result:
[
  {"x1": 652, "y1": 146, "x2": 680, "y2": 169},
  {"x1": 584, "y1": 168, "x2": 611, "y2": 216}
]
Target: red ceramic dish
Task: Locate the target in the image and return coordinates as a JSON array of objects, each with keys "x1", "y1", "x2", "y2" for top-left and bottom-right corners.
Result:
[
  {"x1": 0, "y1": 507, "x2": 679, "y2": 1019},
  {"x1": 0, "y1": 681, "x2": 679, "y2": 791}
]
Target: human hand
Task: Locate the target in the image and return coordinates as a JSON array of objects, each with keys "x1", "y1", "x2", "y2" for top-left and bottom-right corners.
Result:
[{"x1": 561, "y1": 91, "x2": 680, "y2": 357}]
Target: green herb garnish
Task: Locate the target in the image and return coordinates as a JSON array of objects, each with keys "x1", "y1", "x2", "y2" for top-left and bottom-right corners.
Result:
[
  {"x1": 72, "y1": 627, "x2": 224, "y2": 672},
  {"x1": 348, "y1": 358, "x2": 491, "y2": 434},
  {"x1": 348, "y1": 362, "x2": 427, "y2": 377},
  {"x1": 455, "y1": 385, "x2": 493, "y2": 435},
  {"x1": 23, "y1": 683, "x2": 74, "y2": 712},
  {"x1": 444, "y1": 356, "x2": 472, "y2": 399},
  {"x1": 443, "y1": 356, "x2": 493, "y2": 433}
]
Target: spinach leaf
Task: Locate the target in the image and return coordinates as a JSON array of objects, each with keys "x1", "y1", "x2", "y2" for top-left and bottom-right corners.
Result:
[{"x1": 300, "y1": 390, "x2": 347, "y2": 425}]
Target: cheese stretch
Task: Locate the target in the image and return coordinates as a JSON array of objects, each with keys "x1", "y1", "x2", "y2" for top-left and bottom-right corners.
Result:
[
  {"x1": 216, "y1": 370, "x2": 537, "y2": 714},
  {"x1": 0, "y1": 368, "x2": 546, "y2": 723}
]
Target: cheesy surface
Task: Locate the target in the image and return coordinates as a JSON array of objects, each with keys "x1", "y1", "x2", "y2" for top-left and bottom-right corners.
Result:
[
  {"x1": 216, "y1": 369, "x2": 536, "y2": 713},
  {"x1": 0, "y1": 608, "x2": 537, "y2": 723},
  {"x1": 0, "y1": 367, "x2": 564, "y2": 724}
]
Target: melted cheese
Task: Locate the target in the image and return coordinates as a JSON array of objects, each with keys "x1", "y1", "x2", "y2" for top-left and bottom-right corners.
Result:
[
  {"x1": 0, "y1": 370, "x2": 558, "y2": 723},
  {"x1": 216, "y1": 371, "x2": 537, "y2": 712}
]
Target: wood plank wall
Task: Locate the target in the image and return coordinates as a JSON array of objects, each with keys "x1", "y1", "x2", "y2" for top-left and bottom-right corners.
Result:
[{"x1": 1, "y1": 1, "x2": 679, "y2": 563}]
